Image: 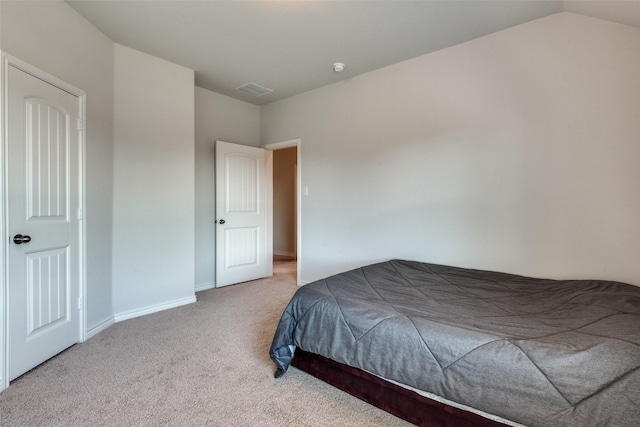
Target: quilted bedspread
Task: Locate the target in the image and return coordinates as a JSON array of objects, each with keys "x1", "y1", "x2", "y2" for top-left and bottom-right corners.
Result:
[{"x1": 270, "y1": 259, "x2": 640, "y2": 426}]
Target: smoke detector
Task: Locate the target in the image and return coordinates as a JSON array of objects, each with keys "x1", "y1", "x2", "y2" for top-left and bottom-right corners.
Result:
[{"x1": 333, "y1": 63, "x2": 346, "y2": 73}]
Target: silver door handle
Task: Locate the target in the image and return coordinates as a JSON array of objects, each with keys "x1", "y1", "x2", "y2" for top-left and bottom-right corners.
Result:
[{"x1": 13, "y1": 234, "x2": 32, "y2": 245}]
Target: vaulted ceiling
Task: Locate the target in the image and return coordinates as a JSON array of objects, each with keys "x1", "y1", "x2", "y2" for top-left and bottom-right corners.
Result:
[{"x1": 66, "y1": 1, "x2": 640, "y2": 105}]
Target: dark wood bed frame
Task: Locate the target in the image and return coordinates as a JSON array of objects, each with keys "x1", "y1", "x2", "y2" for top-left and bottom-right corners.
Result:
[{"x1": 291, "y1": 349, "x2": 507, "y2": 427}]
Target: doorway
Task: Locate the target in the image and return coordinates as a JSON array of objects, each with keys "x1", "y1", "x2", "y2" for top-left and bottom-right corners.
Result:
[
  {"x1": 272, "y1": 147, "x2": 297, "y2": 260},
  {"x1": 263, "y1": 139, "x2": 301, "y2": 285}
]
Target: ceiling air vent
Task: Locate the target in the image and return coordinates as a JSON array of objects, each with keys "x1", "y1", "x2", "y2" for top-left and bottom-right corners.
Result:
[{"x1": 236, "y1": 82, "x2": 273, "y2": 97}]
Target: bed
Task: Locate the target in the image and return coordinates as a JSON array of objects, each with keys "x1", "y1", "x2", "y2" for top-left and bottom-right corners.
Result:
[{"x1": 270, "y1": 259, "x2": 640, "y2": 426}]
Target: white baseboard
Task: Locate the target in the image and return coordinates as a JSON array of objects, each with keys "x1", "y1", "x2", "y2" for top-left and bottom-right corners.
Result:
[
  {"x1": 114, "y1": 295, "x2": 196, "y2": 323},
  {"x1": 195, "y1": 282, "x2": 216, "y2": 292},
  {"x1": 298, "y1": 280, "x2": 309, "y2": 286},
  {"x1": 86, "y1": 316, "x2": 115, "y2": 340}
]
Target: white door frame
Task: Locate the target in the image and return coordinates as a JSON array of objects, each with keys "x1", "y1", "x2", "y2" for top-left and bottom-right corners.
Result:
[
  {"x1": 263, "y1": 139, "x2": 303, "y2": 286},
  {"x1": 0, "y1": 52, "x2": 87, "y2": 392}
]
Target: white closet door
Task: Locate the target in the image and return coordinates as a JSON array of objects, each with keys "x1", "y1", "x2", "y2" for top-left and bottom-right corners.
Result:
[{"x1": 7, "y1": 64, "x2": 82, "y2": 380}]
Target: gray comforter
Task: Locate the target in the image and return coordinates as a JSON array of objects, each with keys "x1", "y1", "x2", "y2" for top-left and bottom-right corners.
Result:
[{"x1": 270, "y1": 259, "x2": 640, "y2": 426}]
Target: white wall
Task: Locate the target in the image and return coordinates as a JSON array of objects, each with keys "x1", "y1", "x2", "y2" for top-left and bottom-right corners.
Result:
[
  {"x1": 273, "y1": 147, "x2": 297, "y2": 257},
  {"x1": 112, "y1": 44, "x2": 195, "y2": 318},
  {"x1": 194, "y1": 87, "x2": 260, "y2": 290},
  {"x1": 262, "y1": 12, "x2": 640, "y2": 286},
  {"x1": 0, "y1": 0, "x2": 115, "y2": 331}
]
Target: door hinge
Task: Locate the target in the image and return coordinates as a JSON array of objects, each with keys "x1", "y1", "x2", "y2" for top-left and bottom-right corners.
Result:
[
  {"x1": 77, "y1": 297, "x2": 83, "y2": 310},
  {"x1": 77, "y1": 207, "x2": 83, "y2": 220},
  {"x1": 77, "y1": 118, "x2": 83, "y2": 131}
]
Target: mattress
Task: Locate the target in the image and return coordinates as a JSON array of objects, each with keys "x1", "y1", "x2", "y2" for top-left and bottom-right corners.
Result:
[{"x1": 270, "y1": 259, "x2": 640, "y2": 426}]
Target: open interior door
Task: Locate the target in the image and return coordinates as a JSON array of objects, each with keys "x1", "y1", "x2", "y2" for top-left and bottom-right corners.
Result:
[{"x1": 215, "y1": 141, "x2": 271, "y2": 287}]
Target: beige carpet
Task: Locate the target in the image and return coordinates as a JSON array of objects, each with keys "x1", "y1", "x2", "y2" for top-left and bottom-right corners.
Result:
[{"x1": 0, "y1": 260, "x2": 410, "y2": 426}]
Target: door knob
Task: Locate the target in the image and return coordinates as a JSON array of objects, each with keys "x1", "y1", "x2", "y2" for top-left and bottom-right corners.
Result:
[
  {"x1": 13, "y1": 234, "x2": 32, "y2": 245},
  {"x1": 217, "y1": 219, "x2": 225, "y2": 224}
]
